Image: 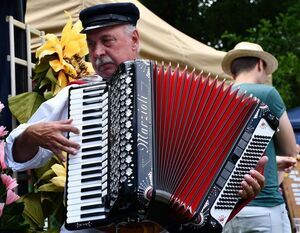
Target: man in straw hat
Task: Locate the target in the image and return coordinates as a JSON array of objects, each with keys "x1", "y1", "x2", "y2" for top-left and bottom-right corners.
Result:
[{"x1": 222, "y1": 41, "x2": 298, "y2": 233}]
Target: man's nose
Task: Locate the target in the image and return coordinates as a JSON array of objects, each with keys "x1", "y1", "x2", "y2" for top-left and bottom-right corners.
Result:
[{"x1": 94, "y1": 44, "x2": 106, "y2": 57}]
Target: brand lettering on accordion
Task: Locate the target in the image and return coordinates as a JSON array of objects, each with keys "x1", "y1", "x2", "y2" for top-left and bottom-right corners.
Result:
[
  {"x1": 65, "y1": 59, "x2": 279, "y2": 232},
  {"x1": 137, "y1": 94, "x2": 150, "y2": 153}
]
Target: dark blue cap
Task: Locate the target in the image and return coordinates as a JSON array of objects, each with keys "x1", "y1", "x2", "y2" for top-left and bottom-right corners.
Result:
[{"x1": 79, "y1": 2, "x2": 140, "y2": 33}]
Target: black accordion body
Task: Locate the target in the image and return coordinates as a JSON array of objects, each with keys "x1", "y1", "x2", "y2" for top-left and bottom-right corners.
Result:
[{"x1": 65, "y1": 59, "x2": 279, "y2": 231}]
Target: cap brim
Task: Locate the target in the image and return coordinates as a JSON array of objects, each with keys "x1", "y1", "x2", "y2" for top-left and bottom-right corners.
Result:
[{"x1": 81, "y1": 21, "x2": 128, "y2": 33}]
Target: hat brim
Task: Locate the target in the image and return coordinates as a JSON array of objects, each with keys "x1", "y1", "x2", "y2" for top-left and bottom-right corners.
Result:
[
  {"x1": 81, "y1": 21, "x2": 129, "y2": 33},
  {"x1": 221, "y1": 49, "x2": 278, "y2": 76}
]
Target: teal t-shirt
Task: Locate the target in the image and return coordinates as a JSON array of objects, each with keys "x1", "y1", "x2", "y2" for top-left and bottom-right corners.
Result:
[{"x1": 233, "y1": 83, "x2": 286, "y2": 207}]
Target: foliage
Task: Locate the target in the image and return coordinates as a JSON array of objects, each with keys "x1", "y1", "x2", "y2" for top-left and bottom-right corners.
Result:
[
  {"x1": 21, "y1": 156, "x2": 66, "y2": 232},
  {"x1": 141, "y1": 0, "x2": 300, "y2": 109},
  {"x1": 141, "y1": 0, "x2": 296, "y2": 48},
  {"x1": 0, "y1": 102, "x2": 29, "y2": 232},
  {"x1": 221, "y1": 2, "x2": 300, "y2": 109}
]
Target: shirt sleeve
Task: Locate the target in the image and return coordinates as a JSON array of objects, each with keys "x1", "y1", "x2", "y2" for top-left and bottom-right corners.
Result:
[
  {"x1": 4, "y1": 86, "x2": 72, "y2": 172},
  {"x1": 265, "y1": 87, "x2": 286, "y2": 119}
]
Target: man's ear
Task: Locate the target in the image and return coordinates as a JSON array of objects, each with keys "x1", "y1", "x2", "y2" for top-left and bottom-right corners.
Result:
[
  {"x1": 131, "y1": 29, "x2": 140, "y2": 51},
  {"x1": 257, "y1": 59, "x2": 265, "y2": 72}
]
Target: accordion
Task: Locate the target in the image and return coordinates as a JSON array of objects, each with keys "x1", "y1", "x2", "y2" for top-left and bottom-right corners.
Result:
[{"x1": 65, "y1": 59, "x2": 279, "y2": 231}]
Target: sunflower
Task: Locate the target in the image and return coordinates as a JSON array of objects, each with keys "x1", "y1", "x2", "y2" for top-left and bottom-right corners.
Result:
[{"x1": 34, "y1": 11, "x2": 94, "y2": 95}]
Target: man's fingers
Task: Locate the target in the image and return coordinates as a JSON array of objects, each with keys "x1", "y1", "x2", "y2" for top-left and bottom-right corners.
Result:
[
  {"x1": 255, "y1": 156, "x2": 268, "y2": 174},
  {"x1": 249, "y1": 170, "x2": 265, "y2": 190}
]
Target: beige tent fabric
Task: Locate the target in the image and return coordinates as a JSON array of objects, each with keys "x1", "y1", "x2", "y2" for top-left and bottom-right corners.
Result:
[{"x1": 25, "y1": 0, "x2": 229, "y2": 78}]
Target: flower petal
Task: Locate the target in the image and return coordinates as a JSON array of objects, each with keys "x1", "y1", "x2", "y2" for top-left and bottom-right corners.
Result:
[
  {"x1": 51, "y1": 163, "x2": 66, "y2": 177},
  {"x1": 50, "y1": 176, "x2": 66, "y2": 188},
  {"x1": 1, "y1": 173, "x2": 18, "y2": 190},
  {"x1": 6, "y1": 189, "x2": 20, "y2": 205},
  {"x1": 0, "y1": 141, "x2": 7, "y2": 170},
  {"x1": 64, "y1": 40, "x2": 80, "y2": 58},
  {"x1": 49, "y1": 59, "x2": 64, "y2": 72}
]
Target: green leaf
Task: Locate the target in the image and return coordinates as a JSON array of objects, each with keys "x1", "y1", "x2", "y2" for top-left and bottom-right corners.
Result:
[
  {"x1": 0, "y1": 202, "x2": 29, "y2": 231},
  {"x1": 39, "y1": 77, "x2": 52, "y2": 89},
  {"x1": 35, "y1": 169, "x2": 55, "y2": 186},
  {"x1": 38, "y1": 183, "x2": 64, "y2": 192},
  {"x1": 44, "y1": 91, "x2": 54, "y2": 100},
  {"x1": 45, "y1": 68, "x2": 58, "y2": 85},
  {"x1": 34, "y1": 57, "x2": 51, "y2": 74},
  {"x1": 8, "y1": 92, "x2": 46, "y2": 123},
  {"x1": 20, "y1": 193, "x2": 45, "y2": 228}
]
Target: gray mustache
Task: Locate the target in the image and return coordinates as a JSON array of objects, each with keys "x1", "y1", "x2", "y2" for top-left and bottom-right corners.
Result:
[{"x1": 95, "y1": 57, "x2": 114, "y2": 66}]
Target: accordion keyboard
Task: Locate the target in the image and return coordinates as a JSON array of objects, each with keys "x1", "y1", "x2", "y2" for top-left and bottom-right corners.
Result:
[{"x1": 66, "y1": 83, "x2": 109, "y2": 227}]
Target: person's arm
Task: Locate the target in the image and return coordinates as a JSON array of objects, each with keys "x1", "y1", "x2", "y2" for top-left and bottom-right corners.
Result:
[
  {"x1": 275, "y1": 112, "x2": 298, "y2": 157},
  {"x1": 5, "y1": 85, "x2": 80, "y2": 171},
  {"x1": 12, "y1": 119, "x2": 80, "y2": 163}
]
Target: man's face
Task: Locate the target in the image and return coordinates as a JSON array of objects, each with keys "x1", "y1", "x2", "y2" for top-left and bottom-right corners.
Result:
[{"x1": 86, "y1": 24, "x2": 139, "y2": 79}]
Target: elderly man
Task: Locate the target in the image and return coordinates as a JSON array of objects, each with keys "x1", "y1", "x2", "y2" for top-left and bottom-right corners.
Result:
[
  {"x1": 222, "y1": 41, "x2": 298, "y2": 233},
  {"x1": 5, "y1": 3, "x2": 267, "y2": 233}
]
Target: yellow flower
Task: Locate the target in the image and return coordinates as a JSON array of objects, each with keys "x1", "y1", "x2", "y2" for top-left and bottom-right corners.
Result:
[
  {"x1": 50, "y1": 163, "x2": 66, "y2": 188},
  {"x1": 35, "y1": 11, "x2": 94, "y2": 95}
]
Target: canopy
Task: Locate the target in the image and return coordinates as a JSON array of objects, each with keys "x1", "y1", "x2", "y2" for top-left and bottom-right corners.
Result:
[
  {"x1": 287, "y1": 106, "x2": 300, "y2": 144},
  {"x1": 25, "y1": 0, "x2": 228, "y2": 78},
  {"x1": 288, "y1": 106, "x2": 300, "y2": 129}
]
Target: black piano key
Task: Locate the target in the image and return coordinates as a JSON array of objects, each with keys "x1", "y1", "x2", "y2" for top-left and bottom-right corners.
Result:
[
  {"x1": 81, "y1": 211, "x2": 105, "y2": 219},
  {"x1": 82, "y1": 146, "x2": 102, "y2": 153},
  {"x1": 82, "y1": 108, "x2": 102, "y2": 115},
  {"x1": 81, "y1": 193, "x2": 102, "y2": 200},
  {"x1": 82, "y1": 153, "x2": 101, "y2": 160},
  {"x1": 81, "y1": 186, "x2": 102, "y2": 193},
  {"x1": 83, "y1": 93, "x2": 102, "y2": 99},
  {"x1": 82, "y1": 162, "x2": 102, "y2": 169},
  {"x1": 82, "y1": 123, "x2": 102, "y2": 130},
  {"x1": 83, "y1": 99, "x2": 102, "y2": 106},
  {"x1": 82, "y1": 176, "x2": 102, "y2": 183},
  {"x1": 83, "y1": 115, "x2": 102, "y2": 121},
  {"x1": 81, "y1": 203, "x2": 103, "y2": 211},
  {"x1": 82, "y1": 130, "x2": 103, "y2": 137},
  {"x1": 82, "y1": 136, "x2": 103, "y2": 144}
]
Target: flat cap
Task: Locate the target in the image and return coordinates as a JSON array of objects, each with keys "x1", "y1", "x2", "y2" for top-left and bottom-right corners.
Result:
[{"x1": 79, "y1": 2, "x2": 140, "y2": 33}]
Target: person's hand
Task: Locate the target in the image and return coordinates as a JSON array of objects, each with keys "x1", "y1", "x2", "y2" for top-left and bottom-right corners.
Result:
[
  {"x1": 25, "y1": 119, "x2": 80, "y2": 161},
  {"x1": 276, "y1": 156, "x2": 297, "y2": 173},
  {"x1": 238, "y1": 155, "x2": 268, "y2": 199}
]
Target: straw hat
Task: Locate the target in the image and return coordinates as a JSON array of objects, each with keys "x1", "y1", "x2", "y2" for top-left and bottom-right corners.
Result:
[{"x1": 221, "y1": 42, "x2": 278, "y2": 76}]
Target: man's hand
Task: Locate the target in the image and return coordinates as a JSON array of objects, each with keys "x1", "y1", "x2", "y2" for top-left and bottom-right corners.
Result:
[
  {"x1": 13, "y1": 119, "x2": 80, "y2": 162},
  {"x1": 276, "y1": 156, "x2": 297, "y2": 173},
  {"x1": 238, "y1": 156, "x2": 268, "y2": 199}
]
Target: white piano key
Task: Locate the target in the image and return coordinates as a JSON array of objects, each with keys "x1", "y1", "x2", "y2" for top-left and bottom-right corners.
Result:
[
  {"x1": 67, "y1": 189, "x2": 102, "y2": 200},
  {"x1": 67, "y1": 196, "x2": 102, "y2": 206},
  {"x1": 67, "y1": 171, "x2": 102, "y2": 182},
  {"x1": 67, "y1": 206, "x2": 106, "y2": 218},
  {"x1": 67, "y1": 207, "x2": 106, "y2": 218},
  {"x1": 67, "y1": 182, "x2": 104, "y2": 193},
  {"x1": 66, "y1": 213, "x2": 106, "y2": 223}
]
